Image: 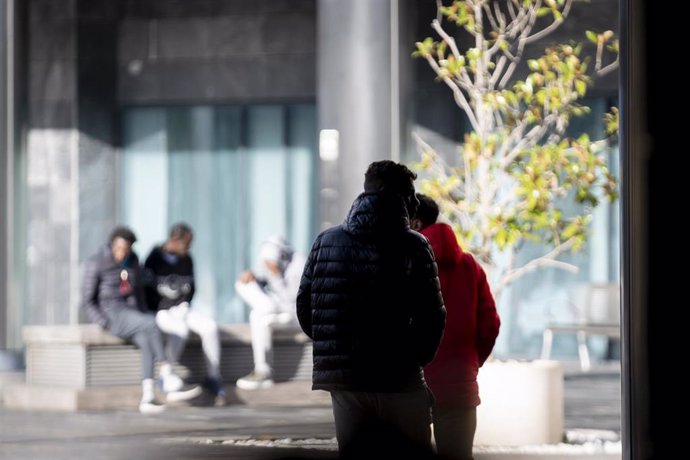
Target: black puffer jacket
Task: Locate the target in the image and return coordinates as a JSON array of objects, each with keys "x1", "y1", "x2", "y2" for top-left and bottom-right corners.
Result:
[{"x1": 297, "y1": 192, "x2": 446, "y2": 392}]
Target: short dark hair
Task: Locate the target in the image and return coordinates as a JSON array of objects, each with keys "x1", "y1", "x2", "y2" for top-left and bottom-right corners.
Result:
[
  {"x1": 109, "y1": 226, "x2": 137, "y2": 244},
  {"x1": 169, "y1": 222, "x2": 193, "y2": 240},
  {"x1": 414, "y1": 194, "x2": 440, "y2": 228},
  {"x1": 363, "y1": 160, "x2": 417, "y2": 195}
]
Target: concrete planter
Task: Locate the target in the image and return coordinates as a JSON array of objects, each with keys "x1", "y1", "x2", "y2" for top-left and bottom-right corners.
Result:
[{"x1": 475, "y1": 360, "x2": 563, "y2": 446}]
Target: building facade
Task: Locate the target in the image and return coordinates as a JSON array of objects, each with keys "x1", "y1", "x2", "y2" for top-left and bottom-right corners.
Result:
[{"x1": 1, "y1": 0, "x2": 618, "y2": 362}]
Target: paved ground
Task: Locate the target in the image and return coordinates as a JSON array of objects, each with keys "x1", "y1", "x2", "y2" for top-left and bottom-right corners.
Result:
[
  {"x1": 0, "y1": 406, "x2": 337, "y2": 460},
  {"x1": 564, "y1": 369, "x2": 621, "y2": 432},
  {"x1": 0, "y1": 364, "x2": 622, "y2": 460}
]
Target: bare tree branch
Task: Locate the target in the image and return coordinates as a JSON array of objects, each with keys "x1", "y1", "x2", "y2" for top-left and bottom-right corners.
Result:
[
  {"x1": 595, "y1": 38, "x2": 620, "y2": 77},
  {"x1": 473, "y1": 2, "x2": 485, "y2": 88},
  {"x1": 499, "y1": 26, "x2": 531, "y2": 88},
  {"x1": 524, "y1": 0, "x2": 573, "y2": 44},
  {"x1": 596, "y1": 59, "x2": 619, "y2": 77},
  {"x1": 432, "y1": 19, "x2": 463, "y2": 62},
  {"x1": 482, "y1": 2, "x2": 499, "y2": 32},
  {"x1": 495, "y1": 118, "x2": 526, "y2": 161},
  {"x1": 507, "y1": 0, "x2": 518, "y2": 21},
  {"x1": 412, "y1": 131, "x2": 474, "y2": 228},
  {"x1": 504, "y1": 3, "x2": 533, "y2": 40},
  {"x1": 489, "y1": 55, "x2": 508, "y2": 89},
  {"x1": 496, "y1": 238, "x2": 579, "y2": 293},
  {"x1": 595, "y1": 36, "x2": 604, "y2": 72},
  {"x1": 463, "y1": 145, "x2": 473, "y2": 203},
  {"x1": 499, "y1": 112, "x2": 561, "y2": 169},
  {"x1": 423, "y1": 54, "x2": 481, "y2": 132},
  {"x1": 430, "y1": 19, "x2": 478, "y2": 92},
  {"x1": 493, "y1": 0, "x2": 507, "y2": 30},
  {"x1": 487, "y1": 34, "x2": 506, "y2": 58}
]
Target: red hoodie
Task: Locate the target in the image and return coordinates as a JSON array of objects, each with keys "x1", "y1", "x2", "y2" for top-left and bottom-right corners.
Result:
[{"x1": 421, "y1": 223, "x2": 500, "y2": 408}]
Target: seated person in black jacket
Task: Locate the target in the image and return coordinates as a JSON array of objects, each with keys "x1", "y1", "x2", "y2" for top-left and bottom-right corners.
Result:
[{"x1": 145, "y1": 222, "x2": 225, "y2": 406}]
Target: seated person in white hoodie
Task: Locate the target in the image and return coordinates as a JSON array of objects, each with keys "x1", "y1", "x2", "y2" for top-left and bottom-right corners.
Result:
[{"x1": 234, "y1": 236, "x2": 306, "y2": 389}]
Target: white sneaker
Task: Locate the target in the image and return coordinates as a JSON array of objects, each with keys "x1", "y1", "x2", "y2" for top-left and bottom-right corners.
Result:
[
  {"x1": 236, "y1": 371, "x2": 274, "y2": 390},
  {"x1": 139, "y1": 398, "x2": 166, "y2": 414},
  {"x1": 161, "y1": 372, "x2": 184, "y2": 393},
  {"x1": 165, "y1": 385, "x2": 203, "y2": 403}
]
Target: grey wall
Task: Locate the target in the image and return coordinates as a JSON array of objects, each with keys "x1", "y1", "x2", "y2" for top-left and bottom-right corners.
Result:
[
  {"x1": 76, "y1": 0, "x2": 120, "y2": 268},
  {"x1": 118, "y1": 0, "x2": 316, "y2": 104}
]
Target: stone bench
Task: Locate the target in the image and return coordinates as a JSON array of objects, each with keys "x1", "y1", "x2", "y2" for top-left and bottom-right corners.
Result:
[{"x1": 4, "y1": 323, "x2": 313, "y2": 411}]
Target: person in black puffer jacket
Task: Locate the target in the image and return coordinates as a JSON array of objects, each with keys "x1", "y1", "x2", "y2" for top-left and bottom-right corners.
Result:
[{"x1": 297, "y1": 160, "x2": 446, "y2": 457}]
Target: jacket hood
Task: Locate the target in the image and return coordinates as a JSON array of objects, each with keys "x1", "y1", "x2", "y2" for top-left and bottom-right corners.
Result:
[
  {"x1": 420, "y1": 223, "x2": 463, "y2": 267},
  {"x1": 344, "y1": 192, "x2": 410, "y2": 236}
]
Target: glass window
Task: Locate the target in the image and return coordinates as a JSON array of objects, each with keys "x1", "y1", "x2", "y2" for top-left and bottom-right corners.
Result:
[{"x1": 120, "y1": 104, "x2": 317, "y2": 323}]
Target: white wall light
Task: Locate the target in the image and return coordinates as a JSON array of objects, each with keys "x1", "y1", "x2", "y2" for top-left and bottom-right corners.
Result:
[{"x1": 319, "y1": 129, "x2": 339, "y2": 162}]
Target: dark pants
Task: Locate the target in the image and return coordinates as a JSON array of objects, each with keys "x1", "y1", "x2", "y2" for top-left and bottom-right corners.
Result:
[
  {"x1": 432, "y1": 406, "x2": 477, "y2": 460},
  {"x1": 105, "y1": 308, "x2": 166, "y2": 380},
  {"x1": 331, "y1": 388, "x2": 434, "y2": 458}
]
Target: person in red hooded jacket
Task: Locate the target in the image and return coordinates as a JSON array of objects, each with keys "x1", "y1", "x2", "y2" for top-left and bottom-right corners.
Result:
[{"x1": 412, "y1": 194, "x2": 501, "y2": 460}]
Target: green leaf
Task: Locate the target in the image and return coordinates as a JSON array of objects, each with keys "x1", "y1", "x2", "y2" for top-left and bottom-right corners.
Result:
[
  {"x1": 575, "y1": 80, "x2": 587, "y2": 97},
  {"x1": 496, "y1": 228, "x2": 507, "y2": 249},
  {"x1": 537, "y1": 7, "x2": 551, "y2": 17},
  {"x1": 437, "y1": 41, "x2": 447, "y2": 58},
  {"x1": 586, "y1": 31, "x2": 598, "y2": 43}
]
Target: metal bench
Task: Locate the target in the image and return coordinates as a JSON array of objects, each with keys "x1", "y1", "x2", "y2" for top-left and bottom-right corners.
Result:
[{"x1": 540, "y1": 283, "x2": 621, "y2": 371}]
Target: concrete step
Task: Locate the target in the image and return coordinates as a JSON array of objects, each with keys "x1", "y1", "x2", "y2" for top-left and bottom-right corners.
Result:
[
  {"x1": 0, "y1": 371, "x2": 25, "y2": 406},
  {"x1": 3, "y1": 380, "x2": 330, "y2": 412}
]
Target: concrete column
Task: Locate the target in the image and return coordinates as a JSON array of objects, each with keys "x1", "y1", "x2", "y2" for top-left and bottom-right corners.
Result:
[
  {"x1": 24, "y1": 0, "x2": 118, "y2": 328},
  {"x1": 1, "y1": 0, "x2": 24, "y2": 364},
  {"x1": 1, "y1": 0, "x2": 9, "y2": 352},
  {"x1": 317, "y1": 0, "x2": 396, "y2": 228},
  {"x1": 24, "y1": 0, "x2": 79, "y2": 327}
]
